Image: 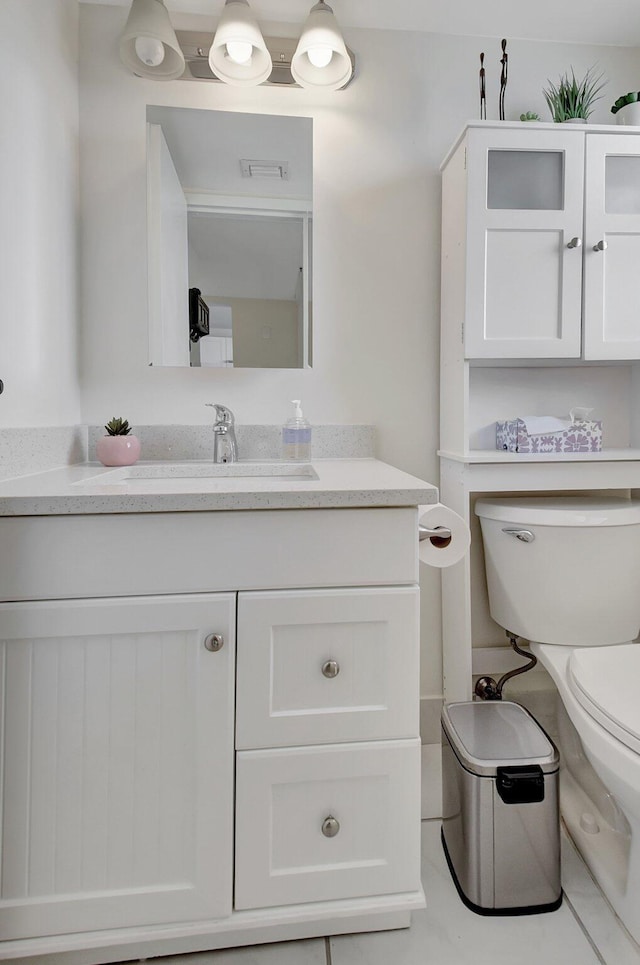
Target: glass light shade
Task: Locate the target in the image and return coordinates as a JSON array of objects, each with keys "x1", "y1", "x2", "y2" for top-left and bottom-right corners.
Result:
[
  {"x1": 292, "y1": 1, "x2": 352, "y2": 90},
  {"x1": 119, "y1": 0, "x2": 185, "y2": 80},
  {"x1": 209, "y1": 0, "x2": 272, "y2": 87}
]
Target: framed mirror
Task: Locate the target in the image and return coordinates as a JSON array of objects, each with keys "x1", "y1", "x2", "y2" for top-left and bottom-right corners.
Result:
[{"x1": 146, "y1": 106, "x2": 313, "y2": 368}]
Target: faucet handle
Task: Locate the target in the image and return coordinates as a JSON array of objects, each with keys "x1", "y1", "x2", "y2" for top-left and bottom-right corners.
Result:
[{"x1": 206, "y1": 403, "x2": 235, "y2": 425}]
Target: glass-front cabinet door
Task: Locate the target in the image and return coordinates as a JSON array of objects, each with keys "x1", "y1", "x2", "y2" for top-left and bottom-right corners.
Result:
[
  {"x1": 465, "y1": 129, "x2": 585, "y2": 359},
  {"x1": 583, "y1": 135, "x2": 640, "y2": 359}
]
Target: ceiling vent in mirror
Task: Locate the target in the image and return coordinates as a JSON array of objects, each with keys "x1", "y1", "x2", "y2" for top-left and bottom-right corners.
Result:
[{"x1": 240, "y1": 159, "x2": 290, "y2": 179}]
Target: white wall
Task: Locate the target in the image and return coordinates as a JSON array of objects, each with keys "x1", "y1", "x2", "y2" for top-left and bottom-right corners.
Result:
[
  {"x1": 0, "y1": 0, "x2": 81, "y2": 427},
  {"x1": 79, "y1": 7, "x2": 640, "y2": 468}
]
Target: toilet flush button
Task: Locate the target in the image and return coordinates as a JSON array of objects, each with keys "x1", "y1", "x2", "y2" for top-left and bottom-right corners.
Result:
[{"x1": 580, "y1": 812, "x2": 600, "y2": 835}]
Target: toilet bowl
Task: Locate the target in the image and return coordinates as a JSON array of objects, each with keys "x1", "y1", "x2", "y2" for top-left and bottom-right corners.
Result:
[{"x1": 475, "y1": 495, "x2": 640, "y2": 943}]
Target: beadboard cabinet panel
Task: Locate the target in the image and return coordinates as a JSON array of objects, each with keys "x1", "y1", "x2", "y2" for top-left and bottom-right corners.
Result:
[{"x1": 0, "y1": 594, "x2": 235, "y2": 940}]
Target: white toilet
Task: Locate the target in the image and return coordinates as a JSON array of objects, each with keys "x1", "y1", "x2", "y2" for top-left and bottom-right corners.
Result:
[{"x1": 475, "y1": 495, "x2": 640, "y2": 943}]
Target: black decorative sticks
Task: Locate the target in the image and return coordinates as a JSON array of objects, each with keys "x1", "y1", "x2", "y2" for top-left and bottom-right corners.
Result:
[
  {"x1": 479, "y1": 52, "x2": 486, "y2": 119},
  {"x1": 499, "y1": 39, "x2": 508, "y2": 120}
]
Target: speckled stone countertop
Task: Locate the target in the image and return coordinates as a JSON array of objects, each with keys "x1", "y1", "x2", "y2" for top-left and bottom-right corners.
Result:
[{"x1": 0, "y1": 459, "x2": 438, "y2": 516}]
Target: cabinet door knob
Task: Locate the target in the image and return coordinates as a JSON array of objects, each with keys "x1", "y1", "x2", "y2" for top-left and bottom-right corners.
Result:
[
  {"x1": 567, "y1": 236, "x2": 582, "y2": 249},
  {"x1": 322, "y1": 659, "x2": 340, "y2": 678},
  {"x1": 204, "y1": 633, "x2": 224, "y2": 652},
  {"x1": 593, "y1": 239, "x2": 608, "y2": 251},
  {"x1": 322, "y1": 815, "x2": 340, "y2": 837}
]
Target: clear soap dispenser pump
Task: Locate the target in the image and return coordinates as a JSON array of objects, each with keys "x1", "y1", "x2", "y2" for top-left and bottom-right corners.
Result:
[{"x1": 282, "y1": 400, "x2": 312, "y2": 462}]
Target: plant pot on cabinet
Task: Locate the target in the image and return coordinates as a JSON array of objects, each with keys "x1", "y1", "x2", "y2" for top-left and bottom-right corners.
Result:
[
  {"x1": 96, "y1": 435, "x2": 141, "y2": 467},
  {"x1": 616, "y1": 102, "x2": 640, "y2": 126}
]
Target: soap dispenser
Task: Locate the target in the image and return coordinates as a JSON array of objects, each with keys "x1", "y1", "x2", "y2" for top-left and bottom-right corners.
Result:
[{"x1": 282, "y1": 400, "x2": 312, "y2": 461}]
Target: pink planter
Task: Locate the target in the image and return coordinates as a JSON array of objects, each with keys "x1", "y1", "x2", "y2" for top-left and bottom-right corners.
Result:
[{"x1": 96, "y1": 435, "x2": 141, "y2": 467}]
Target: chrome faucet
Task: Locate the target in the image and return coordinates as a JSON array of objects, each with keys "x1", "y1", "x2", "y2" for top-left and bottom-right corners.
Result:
[{"x1": 207, "y1": 404, "x2": 238, "y2": 463}]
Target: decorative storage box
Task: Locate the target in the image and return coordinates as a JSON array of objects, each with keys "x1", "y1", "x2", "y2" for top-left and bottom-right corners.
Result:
[{"x1": 496, "y1": 417, "x2": 603, "y2": 454}]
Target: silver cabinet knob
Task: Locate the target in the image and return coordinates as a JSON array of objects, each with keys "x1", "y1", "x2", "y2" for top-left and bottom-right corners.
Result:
[
  {"x1": 322, "y1": 660, "x2": 340, "y2": 678},
  {"x1": 204, "y1": 633, "x2": 224, "y2": 652},
  {"x1": 593, "y1": 239, "x2": 608, "y2": 251},
  {"x1": 567, "y1": 236, "x2": 582, "y2": 249},
  {"x1": 322, "y1": 815, "x2": 340, "y2": 837}
]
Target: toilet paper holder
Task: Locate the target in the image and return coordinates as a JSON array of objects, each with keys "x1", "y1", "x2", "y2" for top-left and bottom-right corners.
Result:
[{"x1": 419, "y1": 524, "x2": 452, "y2": 547}]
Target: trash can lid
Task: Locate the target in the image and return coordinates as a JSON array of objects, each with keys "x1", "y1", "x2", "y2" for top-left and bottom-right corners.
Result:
[{"x1": 442, "y1": 701, "x2": 558, "y2": 776}]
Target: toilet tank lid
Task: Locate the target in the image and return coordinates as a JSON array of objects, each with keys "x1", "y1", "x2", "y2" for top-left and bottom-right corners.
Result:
[
  {"x1": 442, "y1": 701, "x2": 558, "y2": 776},
  {"x1": 475, "y1": 496, "x2": 640, "y2": 527}
]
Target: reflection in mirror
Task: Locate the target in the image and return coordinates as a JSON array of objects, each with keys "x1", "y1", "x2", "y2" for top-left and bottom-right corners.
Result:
[{"x1": 146, "y1": 106, "x2": 313, "y2": 368}]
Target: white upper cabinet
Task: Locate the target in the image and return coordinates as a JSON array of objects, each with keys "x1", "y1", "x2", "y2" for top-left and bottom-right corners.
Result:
[
  {"x1": 447, "y1": 124, "x2": 640, "y2": 361},
  {"x1": 583, "y1": 135, "x2": 640, "y2": 359},
  {"x1": 465, "y1": 128, "x2": 584, "y2": 359}
]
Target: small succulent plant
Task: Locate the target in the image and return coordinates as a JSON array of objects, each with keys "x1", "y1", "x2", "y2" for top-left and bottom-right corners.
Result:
[
  {"x1": 520, "y1": 111, "x2": 541, "y2": 122},
  {"x1": 104, "y1": 417, "x2": 132, "y2": 436},
  {"x1": 611, "y1": 91, "x2": 640, "y2": 115},
  {"x1": 543, "y1": 66, "x2": 605, "y2": 122}
]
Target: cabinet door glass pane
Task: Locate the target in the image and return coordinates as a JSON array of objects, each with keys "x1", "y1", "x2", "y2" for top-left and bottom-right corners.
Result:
[
  {"x1": 488, "y1": 151, "x2": 564, "y2": 210},
  {"x1": 605, "y1": 156, "x2": 640, "y2": 213}
]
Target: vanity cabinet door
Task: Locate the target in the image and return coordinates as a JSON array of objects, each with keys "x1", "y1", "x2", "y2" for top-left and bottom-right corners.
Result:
[
  {"x1": 464, "y1": 128, "x2": 585, "y2": 359},
  {"x1": 0, "y1": 593, "x2": 235, "y2": 940},
  {"x1": 583, "y1": 134, "x2": 640, "y2": 359}
]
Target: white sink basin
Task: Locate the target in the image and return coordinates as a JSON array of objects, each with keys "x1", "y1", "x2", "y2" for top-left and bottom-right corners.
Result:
[{"x1": 78, "y1": 462, "x2": 319, "y2": 486}]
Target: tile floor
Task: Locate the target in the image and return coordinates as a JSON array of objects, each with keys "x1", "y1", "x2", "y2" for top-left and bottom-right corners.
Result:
[{"x1": 127, "y1": 747, "x2": 640, "y2": 965}]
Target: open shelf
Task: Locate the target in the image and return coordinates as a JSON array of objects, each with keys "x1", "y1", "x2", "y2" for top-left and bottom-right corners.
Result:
[{"x1": 439, "y1": 448, "x2": 640, "y2": 464}]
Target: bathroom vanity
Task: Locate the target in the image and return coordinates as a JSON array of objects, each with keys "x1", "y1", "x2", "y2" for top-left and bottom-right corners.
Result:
[{"x1": 0, "y1": 459, "x2": 435, "y2": 964}]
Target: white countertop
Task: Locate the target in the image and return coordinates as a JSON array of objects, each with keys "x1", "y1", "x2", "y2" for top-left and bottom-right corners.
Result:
[{"x1": 0, "y1": 459, "x2": 438, "y2": 516}]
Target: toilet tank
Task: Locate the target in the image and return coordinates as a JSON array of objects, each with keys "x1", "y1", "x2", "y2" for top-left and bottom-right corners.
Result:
[{"x1": 475, "y1": 496, "x2": 640, "y2": 646}]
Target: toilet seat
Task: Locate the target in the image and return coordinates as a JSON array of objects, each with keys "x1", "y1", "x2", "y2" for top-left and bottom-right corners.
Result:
[{"x1": 568, "y1": 644, "x2": 640, "y2": 755}]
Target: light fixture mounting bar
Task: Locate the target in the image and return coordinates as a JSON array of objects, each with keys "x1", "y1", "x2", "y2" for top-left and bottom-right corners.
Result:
[{"x1": 175, "y1": 30, "x2": 355, "y2": 87}]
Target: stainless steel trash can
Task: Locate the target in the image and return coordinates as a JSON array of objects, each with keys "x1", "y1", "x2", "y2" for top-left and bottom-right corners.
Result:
[{"x1": 441, "y1": 700, "x2": 561, "y2": 915}]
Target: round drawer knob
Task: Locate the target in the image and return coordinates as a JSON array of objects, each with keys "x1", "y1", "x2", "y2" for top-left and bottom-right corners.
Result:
[
  {"x1": 322, "y1": 659, "x2": 340, "y2": 678},
  {"x1": 321, "y1": 815, "x2": 340, "y2": 838},
  {"x1": 204, "y1": 633, "x2": 224, "y2": 652}
]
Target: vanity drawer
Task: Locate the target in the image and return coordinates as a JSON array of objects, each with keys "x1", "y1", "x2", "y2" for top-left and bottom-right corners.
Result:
[
  {"x1": 235, "y1": 587, "x2": 419, "y2": 749},
  {"x1": 0, "y1": 509, "x2": 417, "y2": 601},
  {"x1": 234, "y1": 739, "x2": 422, "y2": 910}
]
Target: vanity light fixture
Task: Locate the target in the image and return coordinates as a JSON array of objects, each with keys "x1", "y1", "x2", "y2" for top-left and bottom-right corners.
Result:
[
  {"x1": 119, "y1": 0, "x2": 355, "y2": 88},
  {"x1": 208, "y1": 0, "x2": 272, "y2": 87},
  {"x1": 291, "y1": 0, "x2": 353, "y2": 90},
  {"x1": 119, "y1": 0, "x2": 186, "y2": 80}
]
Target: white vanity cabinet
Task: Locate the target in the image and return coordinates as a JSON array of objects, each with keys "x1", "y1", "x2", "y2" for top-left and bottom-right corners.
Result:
[
  {"x1": 0, "y1": 504, "x2": 424, "y2": 964},
  {"x1": 446, "y1": 123, "x2": 640, "y2": 360},
  {"x1": 0, "y1": 593, "x2": 236, "y2": 942}
]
